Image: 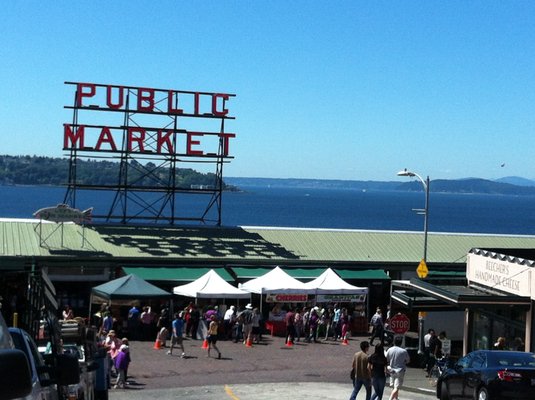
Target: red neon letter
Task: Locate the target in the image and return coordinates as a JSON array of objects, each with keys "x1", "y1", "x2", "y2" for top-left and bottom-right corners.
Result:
[
  {"x1": 127, "y1": 128, "x2": 146, "y2": 152},
  {"x1": 186, "y1": 132, "x2": 204, "y2": 155},
  {"x1": 137, "y1": 88, "x2": 155, "y2": 112},
  {"x1": 95, "y1": 127, "x2": 117, "y2": 151},
  {"x1": 167, "y1": 90, "x2": 183, "y2": 115},
  {"x1": 219, "y1": 132, "x2": 236, "y2": 156},
  {"x1": 194, "y1": 92, "x2": 201, "y2": 115},
  {"x1": 157, "y1": 130, "x2": 174, "y2": 154},
  {"x1": 212, "y1": 93, "x2": 230, "y2": 116},
  {"x1": 63, "y1": 124, "x2": 85, "y2": 149},
  {"x1": 106, "y1": 86, "x2": 124, "y2": 110},
  {"x1": 76, "y1": 83, "x2": 96, "y2": 107}
]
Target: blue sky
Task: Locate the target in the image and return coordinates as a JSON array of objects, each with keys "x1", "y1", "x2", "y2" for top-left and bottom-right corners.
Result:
[{"x1": 1, "y1": 1, "x2": 534, "y2": 181}]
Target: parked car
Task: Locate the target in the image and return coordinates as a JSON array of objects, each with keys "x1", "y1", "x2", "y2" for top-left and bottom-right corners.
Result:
[
  {"x1": 0, "y1": 312, "x2": 32, "y2": 400},
  {"x1": 9, "y1": 327, "x2": 80, "y2": 400},
  {"x1": 436, "y1": 350, "x2": 535, "y2": 400}
]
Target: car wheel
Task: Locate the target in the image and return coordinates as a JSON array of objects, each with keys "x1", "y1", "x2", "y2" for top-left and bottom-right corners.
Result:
[
  {"x1": 440, "y1": 382, "x2": 450, "y2": 400},
  {"x1": 477, "y1": 386, "x2": 490, "y2": 400}
]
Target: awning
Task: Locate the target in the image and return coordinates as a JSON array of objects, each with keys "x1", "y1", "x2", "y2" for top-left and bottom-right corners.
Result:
[
  {"x1": 426, "y1": 270, "x2": 466, "y2": 281},
  {"x1": 335, "y1": 269, "x2": 390, "y2": 280},
  {"x1": 391, "y1": 278, "x2": 531, "y2": 311},
  {"x1": 122, "y1": 267, "x2": 234, "y2": 282},
  {"x1": 231, "y1": 267, "x2": 275, "y2": 279}
]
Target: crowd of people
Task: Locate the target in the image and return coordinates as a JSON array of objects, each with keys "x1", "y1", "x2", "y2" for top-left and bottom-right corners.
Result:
[{"x1": 282, "y1": 304, "x2": 353, "y2": 344}]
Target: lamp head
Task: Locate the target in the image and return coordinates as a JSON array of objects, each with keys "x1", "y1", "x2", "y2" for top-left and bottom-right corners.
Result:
[{"x1": 397, "y1": 169, "x2": 415, "y2": 177}]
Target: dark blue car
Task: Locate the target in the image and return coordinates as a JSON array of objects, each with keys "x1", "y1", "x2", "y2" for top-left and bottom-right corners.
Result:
[{"x1": 437, "y1": 350, "x2": 535, "y2": 400}]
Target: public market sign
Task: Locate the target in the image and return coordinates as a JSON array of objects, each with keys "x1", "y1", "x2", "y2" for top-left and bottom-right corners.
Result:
[
  {"x1": 467, "y1": 252, "x2": 531, "y2": 298},
  {"x1": 63, "y1": 82, "x2": 236, "y2": 157}
]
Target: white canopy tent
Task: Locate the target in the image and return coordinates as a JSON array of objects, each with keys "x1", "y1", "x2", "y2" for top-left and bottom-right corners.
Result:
[
  {"x1": 303, "y1": 268, "x2": 368, "y2": 295},
  {"x1": 173, "y1": 269, "x2": 250, "y2": 299},
  {"x1": 238, "y1": 266, "x2": 310, "y2": 294}
]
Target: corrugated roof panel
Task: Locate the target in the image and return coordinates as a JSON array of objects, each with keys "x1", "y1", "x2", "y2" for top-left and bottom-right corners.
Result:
[{"x1": 1, "y1": 221, "x2": 535, "y2": 268}]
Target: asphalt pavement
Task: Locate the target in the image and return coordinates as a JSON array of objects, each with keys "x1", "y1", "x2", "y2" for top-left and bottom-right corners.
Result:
[{"x1": 109, "y1": 335, "x2": 437, "y2": 400}]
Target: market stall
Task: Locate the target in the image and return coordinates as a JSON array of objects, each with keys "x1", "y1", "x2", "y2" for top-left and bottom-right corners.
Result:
[
  {"x1": 172, "y1": 269, "x2": 250, "y2": 300},
  {"x1": 239, "y1": 266, "x2": 311, "y2": 335},
  {"x1": 304, "y1": 268, "x2": 368, "y2": 334}
]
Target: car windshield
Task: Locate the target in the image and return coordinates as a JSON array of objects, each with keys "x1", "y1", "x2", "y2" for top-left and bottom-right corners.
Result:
[{"x1": 488, "y1": 352, "x2": 535, "y2": 367}]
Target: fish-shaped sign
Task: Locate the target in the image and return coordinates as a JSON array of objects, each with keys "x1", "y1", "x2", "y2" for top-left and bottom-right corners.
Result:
[{"x1": 33, "y1": 204, "x2": 93, "y2": 224}]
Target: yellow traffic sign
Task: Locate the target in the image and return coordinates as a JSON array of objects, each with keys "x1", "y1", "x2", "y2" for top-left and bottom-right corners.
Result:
[{"x1": 417, "y1": 259, "x2": 428, "y2": 278}]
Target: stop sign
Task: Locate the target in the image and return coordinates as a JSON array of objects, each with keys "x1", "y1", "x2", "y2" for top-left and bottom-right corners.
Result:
[{"x1": 389, "y1": 313, "x2": 410, "y2": 334}]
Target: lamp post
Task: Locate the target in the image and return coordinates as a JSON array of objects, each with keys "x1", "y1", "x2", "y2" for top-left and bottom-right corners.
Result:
[
  {"x1": 397, "y1": 169, "x2": 430, "y2": 264},
  {"x1": 397, "y1": 168, "x2": 430, "y2": 356}
]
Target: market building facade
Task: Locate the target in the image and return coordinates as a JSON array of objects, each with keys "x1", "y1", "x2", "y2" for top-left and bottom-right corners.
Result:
[
  {"x1": 391, "y1": 248, "x2": 535, "y2": 355},
  {"x1": 2, "y1": 218, "x2": 535, "y2": 350}
]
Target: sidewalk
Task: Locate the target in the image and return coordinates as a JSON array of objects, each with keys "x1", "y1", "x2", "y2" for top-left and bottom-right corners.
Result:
[{"x1": 398, "y1": 365, "x2": 437, "y2": 396}]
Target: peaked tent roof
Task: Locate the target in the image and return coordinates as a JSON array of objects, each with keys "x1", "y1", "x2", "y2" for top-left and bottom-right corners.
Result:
[
  {"x1": 239, "y1": 266, "x2": 310, "y2": 294},
  {"x1": 173, "y1": 269, "x2": 250, "y2": 299},
  {"x1": 303, "y1": 268, "x2": 368, "y2": 294},
  {"x1": 91, "y1": 274, "x2": 171, "y2": 301}
]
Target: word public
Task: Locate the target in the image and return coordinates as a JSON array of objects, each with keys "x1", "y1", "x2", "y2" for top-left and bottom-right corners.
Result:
[{"x1": 64, "y1": 82, "x2": 236, "y2": 157}]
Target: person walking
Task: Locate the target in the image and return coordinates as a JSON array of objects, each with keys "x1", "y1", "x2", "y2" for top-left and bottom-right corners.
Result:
[
  {"x1": 113, "y1": 343, "x2": 131, "y2": 389},
  {"x1": 369, "y1": 308, "x2": 384, "y2": 346},
  {"x1": 322, "y1": 307, "x2": 333, "y2": 341},
  {"x1": 426, "y1": 329, "x2": 440, "y2": 376},
  {"x1": 251, "y1": 307, "x2": 261, "y2": 343},
  {"x1": 385, "y1": 336, "x2": 410, "y2": 400},
  {"x1": 239, "y1": 304, "x2": 254, "y2": 345},
  {"x1": 206, "y1": 314, "x2": 221, "y2": 359},
  {"x1": 349, "y1": 340, "x2": 371, "y2": 400},
  {"x1": 368, "y1": 344, "x2": 388, "y2": 400},
  {"x1": 332, "y1": 304, "x2": 341, "y2": 340},
  {"x1": 423, "y1": 328, "x2": 434, "y2": 370},
  {"x1": 189, "y1": 304, "x2": 201, "y2": 340},
  {"x1": 340, "y1": 308, "x2": 350, "y2": 343},
  {"x1": 307, "y1": 307, "x2": 320, "y2": 343},
  {"x1": 285, "y1": 307, "x2": 296, "y2": 344},
  {"x1": 167, "y1": 312, "x2": 186, "y2": 357},
  {"x1": 294, "y1": 308, "x2": 303, "y2": 342}
]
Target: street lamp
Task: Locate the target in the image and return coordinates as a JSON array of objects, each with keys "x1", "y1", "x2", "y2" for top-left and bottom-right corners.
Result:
[
  {"x1": 397, "y1": 168, "x2": 430, "y2": 356},
  {"x1": 397, "y1": 169, "x2": 430, "y2": 264}
]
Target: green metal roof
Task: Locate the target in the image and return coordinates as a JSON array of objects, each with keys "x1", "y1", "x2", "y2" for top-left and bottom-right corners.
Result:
[
  {"x1": 122, "y1": 267, "x2": 233, "y2": 281},
  {"x1": 335, "y1": 269, "x2": 390, "y2": 280},
  {"x1": 2, "y1": 220, "x2": 535, "y2": 269}
]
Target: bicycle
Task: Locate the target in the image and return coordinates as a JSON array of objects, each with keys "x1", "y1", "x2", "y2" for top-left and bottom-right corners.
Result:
[{"x1": 429, "y1": 355, "x2": 449, "y2": 387}]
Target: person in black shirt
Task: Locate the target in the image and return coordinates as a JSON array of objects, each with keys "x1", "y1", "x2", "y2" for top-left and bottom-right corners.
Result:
[
  {"x1": 427, "y1": 330, "x2": 441, "y2": 376},
  {"x1": 367, "y1": 344, "x2": 388, "y2": 400}
]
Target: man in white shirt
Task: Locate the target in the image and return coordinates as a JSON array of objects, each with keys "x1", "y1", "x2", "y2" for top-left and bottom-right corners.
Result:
[
  {"x1": 223, "y1": 305, "x2": 236, "y2": 340},
  {"x1": 423, "y1": 328, "x2": 435, "y2": 372},
  {"x1": 385, "y1": 336, "x2": 410, "y2": 400}
]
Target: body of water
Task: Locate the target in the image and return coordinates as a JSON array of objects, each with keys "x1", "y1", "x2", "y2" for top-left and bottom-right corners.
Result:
[{"x1": 2, "y1": 185, "x2": 535, "y2": 235}]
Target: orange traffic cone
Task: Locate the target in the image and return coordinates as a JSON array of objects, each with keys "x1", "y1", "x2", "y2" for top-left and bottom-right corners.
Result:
[
  {"x1": 286, "y1": 338, "x2": 294, "y2": 347},
  {"x1": 202, "y1": 339, "x2": 209, "y2": 349},
  {"x1": 153, "y1": 339, "x2": 162, "y2": 350},
  {"x1": 342, "y1": 337, "x2": 349, "y2": 345},
  {"x1": 245, "y1": 337, "x2": 253, "y2": 347}
]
